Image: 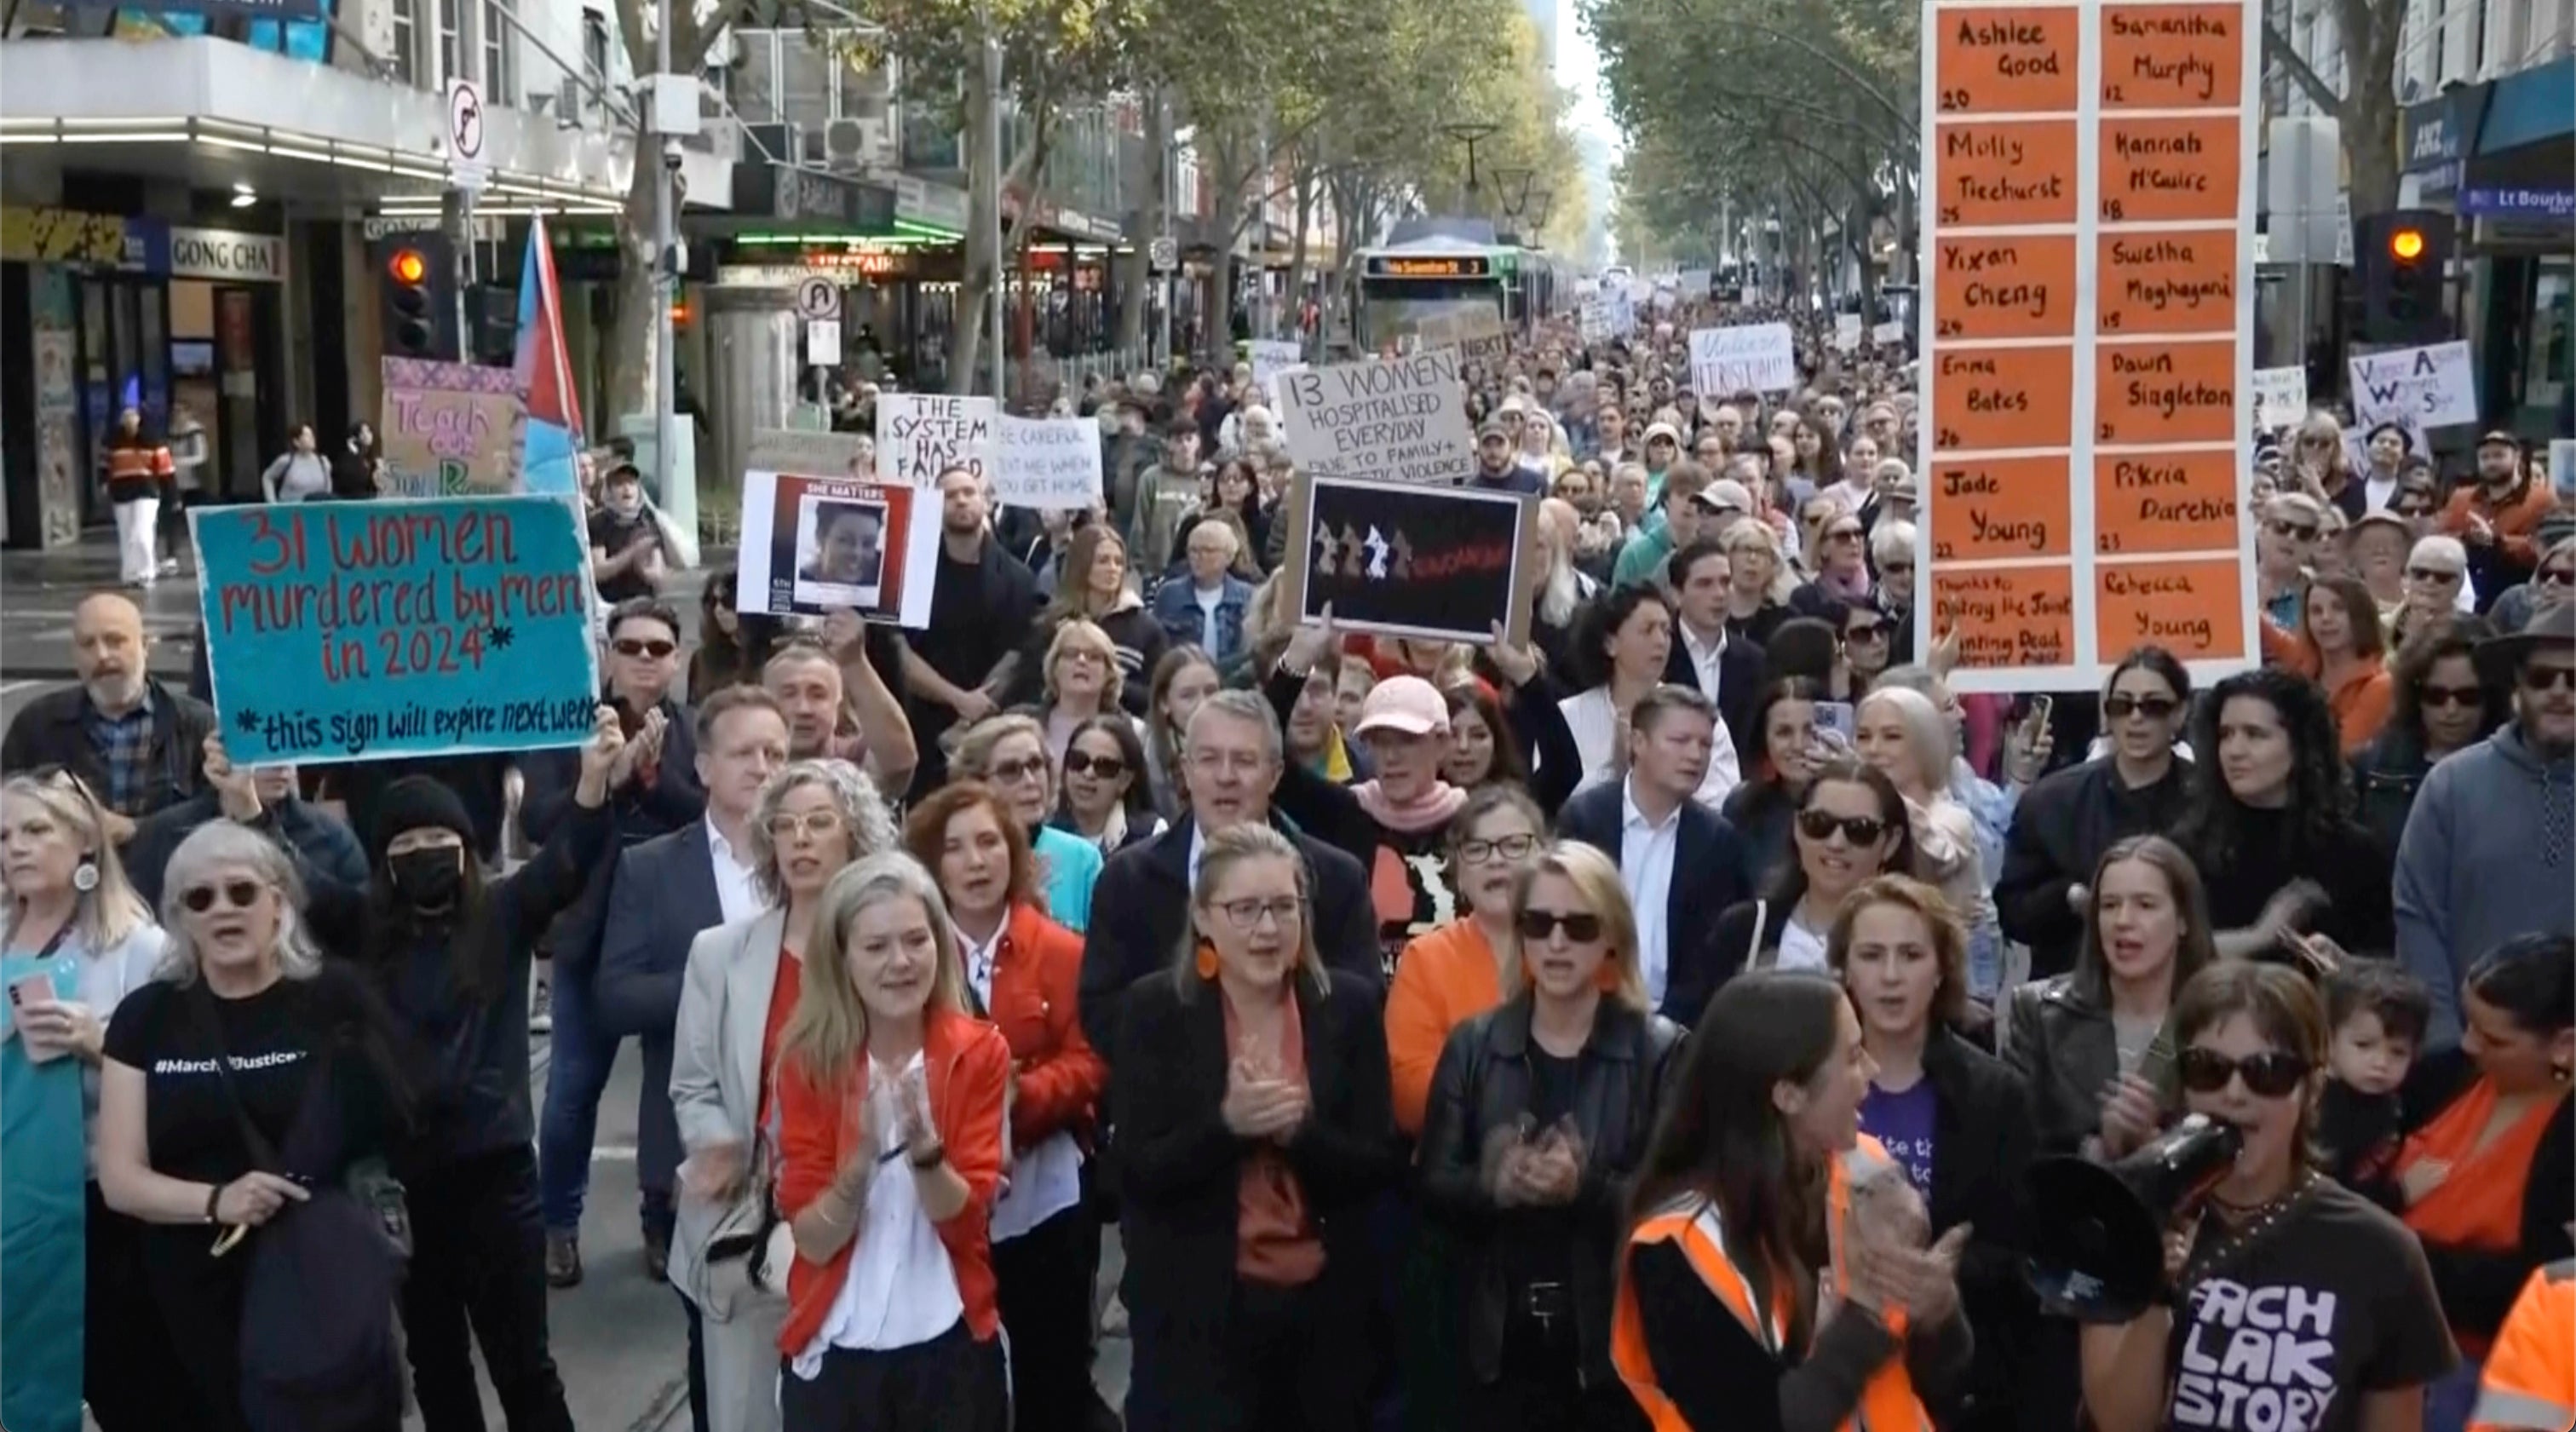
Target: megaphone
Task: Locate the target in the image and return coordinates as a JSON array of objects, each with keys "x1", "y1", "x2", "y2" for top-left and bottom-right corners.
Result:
[{"x1": 2023, "y1": 1113, "x2": 2244, "y2": 1322}]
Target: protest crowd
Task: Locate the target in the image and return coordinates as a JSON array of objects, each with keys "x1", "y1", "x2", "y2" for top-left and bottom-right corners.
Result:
[{"x1": 3, "y1": 289, "x2": 2573, "y2": 1432}]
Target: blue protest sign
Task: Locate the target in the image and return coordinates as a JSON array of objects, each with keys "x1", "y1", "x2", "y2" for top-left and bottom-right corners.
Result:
[{"x1": 193, "y1": 497, "x2": 600, "y2": 764}]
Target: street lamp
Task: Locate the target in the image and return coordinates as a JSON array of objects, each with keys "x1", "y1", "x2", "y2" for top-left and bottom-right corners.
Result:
[
  {"x1": 1493, "y1": 165, "x2": 1535, "y2": 231},
  {"x1": 1438, "y1": 121, "x2": 1498, "y2": 213}
]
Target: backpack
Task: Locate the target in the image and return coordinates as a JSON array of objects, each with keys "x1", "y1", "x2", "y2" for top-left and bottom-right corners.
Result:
[{"x1": 187, "y1": 986, "x2": 407, "y2": 1432}]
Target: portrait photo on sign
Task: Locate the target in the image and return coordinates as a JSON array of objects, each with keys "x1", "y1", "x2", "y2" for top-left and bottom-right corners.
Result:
[
  {"x1": 795, "y1": 495, "x2": 888, "y2": 607},
  {"x1": 1281, "y1": 474, "x2": 1535, "y2": 646},
  {"x1": 739, "y1": 469, "x2": 924, "y2": 625}
]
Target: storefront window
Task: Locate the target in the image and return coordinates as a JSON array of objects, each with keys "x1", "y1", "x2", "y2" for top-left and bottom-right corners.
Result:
[
  {"x1": 483, "y1": 0, "x2": 516, "y2": 103},
  {"x1": 2526, "y1": 261, "x2": 2571, "y2": 418},
  {"x1": 391, "y1": 0, "x2": 418, "y2": 83}
]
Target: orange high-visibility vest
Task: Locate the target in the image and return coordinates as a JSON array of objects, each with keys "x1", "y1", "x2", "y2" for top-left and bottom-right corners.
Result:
[
  {"x1": 2470, "y1": 1259, "x2": 2574, "y2": 1432},
  {"x1": 1612, "y1": 1135, "x2": 1933, "y2": 1432}
]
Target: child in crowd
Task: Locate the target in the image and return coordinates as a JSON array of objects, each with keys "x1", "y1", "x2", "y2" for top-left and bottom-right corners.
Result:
[{"x1": 2318, "y1": 961, "x2": 2432, "y2": 1195}]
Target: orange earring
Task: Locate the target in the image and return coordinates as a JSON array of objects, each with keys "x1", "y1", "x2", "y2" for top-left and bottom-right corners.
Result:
[{"x1": 1193, "y1": 942, "x2": 1220, "y2": 980}]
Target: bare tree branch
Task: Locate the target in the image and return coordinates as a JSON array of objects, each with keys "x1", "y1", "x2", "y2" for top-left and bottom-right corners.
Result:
[{"x1": 2263, "y1": 20, "x2": 2344, "y2": 118}]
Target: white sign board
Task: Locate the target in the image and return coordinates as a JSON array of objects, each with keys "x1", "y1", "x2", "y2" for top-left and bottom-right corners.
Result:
[
  {"x1": 1274, "y1": 349, "x2": 1475, "y2": 487},
  {"x1": 795, "y1": 276, "x2": 841, "y2": 320},
  {"x1": 1578, "y1": 300, "x2": 1612, "y2": 343},
  {"x1": 1679, "y1": 268, "x2": 1711, "y2": 296},
  {"x1": 2349, "y1": 342, "x2": 2478, "y2": 429},
  {"x1": 805, "y1": 319, "x2": 842, "y2": 368},
  {"x1": 993, "y1": 415, "x2": 1105, "y2": 508},
  {"x1": 1836, "y1": 313, "x2": 1864, "y2": 345},
  {"x1": 1872, "y1": 320, "x2": 1906, "y2": 346},
  {"x1": 445, "y1": 78, "x2": 486, "y2": 190},
  {"x1": 2250, "y1": 366, "x2": 2309, "y2": 432},
  {"x1": 1689, "y1": 323, "x2": 1798, "y2": 394},
  {"x1": 874, "y1": 393, "x2": 996, "y2": 486},
  {"x1": 1249, "y1": 339, "x2": 1302, "y2": 389}
]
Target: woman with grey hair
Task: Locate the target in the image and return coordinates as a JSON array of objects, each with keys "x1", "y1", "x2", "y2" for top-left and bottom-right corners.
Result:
[
  {"x1": 95, "y1": 818, "x2": 410, "y2": 1431},
  {"x1": 667, "y1": 757, "x2": 894, "y2": 1432}
]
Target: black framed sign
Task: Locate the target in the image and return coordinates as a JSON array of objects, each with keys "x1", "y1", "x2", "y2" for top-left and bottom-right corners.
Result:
[{"x1": 1279, "y1": 474, "x2": 1537, "y2": 646}]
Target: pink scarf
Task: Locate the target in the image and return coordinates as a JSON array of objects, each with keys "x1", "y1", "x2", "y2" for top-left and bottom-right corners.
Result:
[{"x1": 1351, "y1": 779, "x2": 1469, "y2": 834}]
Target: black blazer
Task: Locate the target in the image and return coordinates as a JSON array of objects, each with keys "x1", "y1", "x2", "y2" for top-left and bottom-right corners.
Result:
[
  {"x1": 1076, "y1": 815, "x2": 1382, "y2": 1058},
  {"x1": 1555, "y1": 779, "x2": 1757, "y2": 1027},
  {"x1": 1418, "y1": 996, "x2": 1685, "y2": 1389},
  {"x1": 1110, "y1": 969, "x2": 1399, "y2": 1432},
  {"x1": 1659, "y1": 625, "x2": 1768, "y2": 754},
  {"x1": 1918, "y1": 1029, "x2": 2047, "y2": 1432},
  {"x1": 594, "y1": 820, "x2": 726, "y2": 1040}
]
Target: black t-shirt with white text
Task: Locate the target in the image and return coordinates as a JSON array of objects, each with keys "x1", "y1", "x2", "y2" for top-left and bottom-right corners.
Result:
[{"x1": 2163, "y1": 1179, "x2": 2457, "y2": 1432}]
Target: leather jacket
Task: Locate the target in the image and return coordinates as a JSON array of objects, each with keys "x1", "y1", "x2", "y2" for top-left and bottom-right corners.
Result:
[
  {"x1": 2003, "y1": 974, "x2": 2178, "y2": 1158},
  {"x1": 1417, "y1": 995, "x2": 1686, "y2": 1389}
]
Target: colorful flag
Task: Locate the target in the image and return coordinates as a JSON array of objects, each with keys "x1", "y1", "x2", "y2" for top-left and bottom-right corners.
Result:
[{"x1": 514, "y1": 216, "x2": 584, "y2": 497}]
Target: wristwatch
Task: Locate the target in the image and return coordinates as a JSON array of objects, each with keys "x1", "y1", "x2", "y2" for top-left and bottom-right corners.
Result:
[
  {"x1": 205, "y1": 1181, "x2": 225, "y2": 1224},
  {"x1": 907, "y1": 1140, "x2": 946, "y2": 1171}
]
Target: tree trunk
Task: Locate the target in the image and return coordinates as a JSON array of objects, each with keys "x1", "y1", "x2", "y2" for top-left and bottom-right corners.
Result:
[
  {"x1": 1116, "y1": 89, "x2": 1169, "y2": 357},
  {"x1": 607, "y1": 157, "x2": 660, "y2": 424},
  {"x1": 952, "y1": 60, "x2": 1001, "y2": 395},
  {"x1": 1208, "y1": 147, "x2": 1245, "y2": 363},
  {"x1": 1286, "y1": 164, "x2": 1314, "y2": 351}
]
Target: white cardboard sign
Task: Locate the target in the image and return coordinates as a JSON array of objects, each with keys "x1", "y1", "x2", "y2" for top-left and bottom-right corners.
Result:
[
  {"x1": 874, "y1": 393, "x2": 995, "y2": 486},
  {"x1": 2250, "y1": 366, "x2": 2309, "y2": 432},
  {"x1": 2349, "y1": 342, "x2": 2478, "y2": 429},
  {"x1": 1689, "y1": 323, "x2": 1798, "y2": 394},
  {"x1": 1249, "y1": 339, "x2": 1302, "y2": 389},
  {"x1": 993, "y1": 415, "x2": 1105, "y2": 509},
  {"x1": 1274, "y1": 349, "x2": 1476, "y2": 486}
]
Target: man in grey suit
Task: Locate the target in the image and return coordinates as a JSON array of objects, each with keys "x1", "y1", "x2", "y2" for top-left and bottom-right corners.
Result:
[{"x1": 594, "y1": 686, "x2": 789, "y2": 1432}]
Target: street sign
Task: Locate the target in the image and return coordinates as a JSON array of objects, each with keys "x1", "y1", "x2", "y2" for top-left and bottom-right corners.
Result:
[
  {"x1": 795, "y1": 275, "x2": 842, "y2": 321},
  {"x1": 446, "y1": 78, "x2": 487, "y2": 191},
  {"x1": 1148, "y1": 237, "x2": 1177, "y2": 273},
  {"x1": 805, "y1": 318, "x2": 842, "y2": 367}
]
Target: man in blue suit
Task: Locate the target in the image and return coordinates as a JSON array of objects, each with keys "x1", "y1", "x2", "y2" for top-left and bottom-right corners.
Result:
[
  {"x1": 1555, "y1": 684, "x2": 1758, "y2": 1027},
  {"x1": 590, "y1": 686, "x2": 788, "y2": 1432}
]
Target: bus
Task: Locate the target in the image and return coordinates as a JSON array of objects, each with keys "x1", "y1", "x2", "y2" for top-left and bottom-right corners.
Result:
[{"x1": 1350, "y1": 222, "x2": 1565, "y2": 355}]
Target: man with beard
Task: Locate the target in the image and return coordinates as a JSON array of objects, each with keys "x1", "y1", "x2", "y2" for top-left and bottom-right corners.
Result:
[
  {"x1": 901, "y1": 465, "x2": 1038, "y2": 793},
  {"x1": 2396, "y1": 605, "x2": 2576, "y2": 1046},
  {"x1": 2441, "y1": 431, "x2": 2556, "y2": 610},
  {"x1": 3, "y1": 593, "x2": 212, "y2": 831}
]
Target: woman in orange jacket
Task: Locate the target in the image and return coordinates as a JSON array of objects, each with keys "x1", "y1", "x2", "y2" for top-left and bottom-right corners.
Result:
[
  {"x1": 904, "y1": 782, "x2": 1111, "y2": 1429},
  {"x1": 2470, "y1": 1261, "x2": 2575, "y2": 1432},
  {"x1": 2261, "y1": 574, "x2": 2395, "y2": 756},
  {"x1": 772, "y1": 854, "x2": 1013, "y2": 1431},
  {"x1": 1385, "y1": 785, "x2": 1548, "y2": 1136}
]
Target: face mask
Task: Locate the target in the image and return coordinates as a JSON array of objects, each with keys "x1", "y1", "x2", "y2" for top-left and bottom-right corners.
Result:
[{"x1": 388, "y1": 847, "x2": 463, "y2": 908}]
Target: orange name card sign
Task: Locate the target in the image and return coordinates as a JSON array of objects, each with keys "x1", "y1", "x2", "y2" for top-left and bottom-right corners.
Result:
[{"x1": 1916, "y1": 0, "x2": 2258, "y2": 693}]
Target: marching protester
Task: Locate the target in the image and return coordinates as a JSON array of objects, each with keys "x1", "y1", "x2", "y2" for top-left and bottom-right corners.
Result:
[{"x1": 10, "y1": 270, "x2": 2576, "y2": 1432}]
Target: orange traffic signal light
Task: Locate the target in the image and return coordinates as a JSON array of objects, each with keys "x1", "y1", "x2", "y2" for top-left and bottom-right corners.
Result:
[
  {"x1": 388, "y1": 247, "x2": 429, "y2": 284},
  {"x1": 2389, "y1": 228, "x2": 2427, "y2": 262}
]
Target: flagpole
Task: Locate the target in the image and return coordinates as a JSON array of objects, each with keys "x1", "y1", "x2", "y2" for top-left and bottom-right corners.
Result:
[{"x1": 653, "y1": 0, "x2": 676, "y2": 513}]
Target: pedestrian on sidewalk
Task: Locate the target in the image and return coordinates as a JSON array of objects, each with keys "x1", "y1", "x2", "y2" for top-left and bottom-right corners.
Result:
[{"x1": 102, "y1": 408, "x2": 171, "y2": 589}]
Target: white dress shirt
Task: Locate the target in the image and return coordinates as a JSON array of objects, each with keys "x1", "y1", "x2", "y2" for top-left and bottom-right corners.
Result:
[
  {"x1": 1676, "y1": 620, "x2": 1728, "y2": 709},
  {"x1": 794, "y1": 1050, "x2": 963, "y2": 1374},
  {"x1": 705, "y1": 814, "x2": 763, "y2": 924},
  {"x1": 1619, "y1": 778, "x2": 1684, "y2": 1006},
  {"x1": 1556, "y1": 687, "x2": 1744, "y2": 809}
]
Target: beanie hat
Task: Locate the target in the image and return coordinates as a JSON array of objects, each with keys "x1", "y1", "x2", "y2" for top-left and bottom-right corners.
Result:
[{"x1": 370, "y1": 776, "x2": 475, "y2": 864}]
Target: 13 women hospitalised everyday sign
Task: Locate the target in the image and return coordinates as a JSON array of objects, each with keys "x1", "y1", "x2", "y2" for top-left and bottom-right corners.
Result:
[{"x1": 191, "y1": 497, "x2": 601, "y2": 765}]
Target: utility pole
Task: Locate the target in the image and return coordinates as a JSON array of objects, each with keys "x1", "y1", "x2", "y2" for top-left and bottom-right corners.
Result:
[
  {"x1": 983, "y1": 27, "x2": 1007, "y2": 402},
  {"x1": 652, "y1": 0, "x2": 676, "y2": 504}
]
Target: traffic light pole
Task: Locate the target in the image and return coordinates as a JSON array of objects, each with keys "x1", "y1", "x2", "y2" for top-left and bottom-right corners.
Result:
[{"x1": 652, "y1": 0, "x2": 676, "y2": 510}]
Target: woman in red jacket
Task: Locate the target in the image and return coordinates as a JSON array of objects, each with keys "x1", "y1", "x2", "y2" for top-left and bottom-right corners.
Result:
[
  {"x1": 905, "y1": 782, "x2": 1111, "y2": 1428},
  {"x1": 773, "y1": 852, "x2": 1013, "y2": 1431}
]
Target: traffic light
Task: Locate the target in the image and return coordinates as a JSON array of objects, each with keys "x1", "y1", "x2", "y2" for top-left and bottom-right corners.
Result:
[
  {"x1": 372, "y1": 234, "x2": 457, "y2": 359},
  {"x1": 462, "y1": 284, "x2": 519, "y2": 367},
  {"x1": 2354, "y1": 209, "x2": 2451, "y2": 345}
]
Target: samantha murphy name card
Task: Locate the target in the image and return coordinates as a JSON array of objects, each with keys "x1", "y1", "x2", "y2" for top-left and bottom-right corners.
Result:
[{"x1": 193, "y1": 497, "x2": 600, "y2": 764}]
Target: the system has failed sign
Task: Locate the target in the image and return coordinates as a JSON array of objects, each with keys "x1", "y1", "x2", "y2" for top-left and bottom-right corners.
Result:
[
  {"x1": 1275, "y1": 350, "x2": 1475, "y2": 486},
  {"x1": 193, "y1": 497, "x2": 600, "y2": 764}
]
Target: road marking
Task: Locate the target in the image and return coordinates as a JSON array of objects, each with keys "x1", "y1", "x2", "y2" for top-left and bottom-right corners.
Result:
[
  {"x1": 594, "y1": 1144, "x2": 638, "y2": 1162},
  {"x1": 0, "y1": 681, "x2": 39, "y2": 696}
]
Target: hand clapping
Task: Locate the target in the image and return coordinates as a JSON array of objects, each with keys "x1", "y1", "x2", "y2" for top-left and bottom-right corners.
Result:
[{"x1": 1221, "y1": 1053, "x2": 1308, "y2": 1144}]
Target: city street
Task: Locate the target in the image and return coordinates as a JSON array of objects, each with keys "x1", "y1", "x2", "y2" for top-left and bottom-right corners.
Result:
[{"x1": 5, "y1": 538, "x2": 1130, "y2": 1429}]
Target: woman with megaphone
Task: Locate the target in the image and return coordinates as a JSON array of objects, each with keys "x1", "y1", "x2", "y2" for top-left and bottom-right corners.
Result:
[
  {"x1": 1610, "y1": 970, "x2": 1975, "y2": 1432},
  {"x1": 2075, "y1": 963, "x2": 2458, "y2": 1432}
]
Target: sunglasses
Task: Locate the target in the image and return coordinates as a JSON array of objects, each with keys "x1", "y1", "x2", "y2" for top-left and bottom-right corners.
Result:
[
  {"x1": 2542, "y1": 567, "x2": 2575, "y2": 588},
  {"x1": 990, "y1": 756, "x2": 1049, "y2": 784},
  {"x1": 1062, "y1": 751, "x2": 1127, "y2": 779},
  {"x1": 2103, "y1": 693, "x2": 2181, "y2": 720},
  {"x1": 613, "y1": 638, "x2": 678, "y2": 659},
  {"x1": 1844, "y1": 623, "x2": 1888, "y2": 642},
  {"x1": 2521, "y1": 664, "x2": 2576, "y2": 693},
  {"x1": 2406, "y1": 566, "x2": 2462, "y2": 584},
  {"x1": 1516, "y1": 909, "x2": 1606, "y2": 943},
  {"x1": 1828, "y1": 527, "x2": 1866, "y2": 543},
  {"x1": 2419, "y1": 682, "x2": 2484, "y2": 709},
  {"x1": 182, "y1": 879, "x2": 264, "y2": 914},
  {"x1": 2177, "y1": 1047, "x2": 2310, "y2": 1097},
  {"x1": 2268, "y1": 520, "x2": 2320, "y2": 542},
  {"x1": 1796, "y1": 809, "x2": 1889, "y2": 845}
]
